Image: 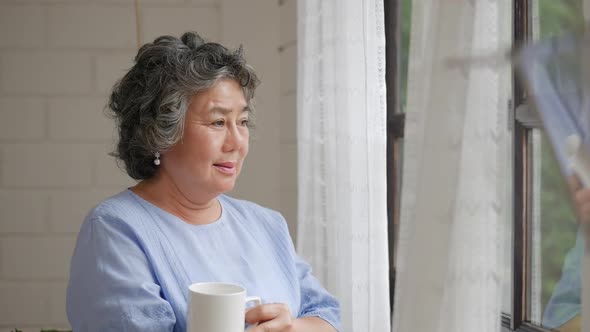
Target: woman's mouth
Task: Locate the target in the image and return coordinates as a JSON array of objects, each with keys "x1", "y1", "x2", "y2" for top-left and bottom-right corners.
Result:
[{"x1": 213, "y1": 162, "x2": 236, "y2": 175}]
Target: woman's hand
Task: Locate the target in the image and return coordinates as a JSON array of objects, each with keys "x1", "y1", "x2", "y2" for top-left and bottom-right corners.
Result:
[
  {"x1": 246, "y1": 303, "x2": 294, "y2": 332},
  {"x1": 569, "y1": 175, "x2": 590, "y2": 226},
  {"x1": 569, "y1": 175, "x2": 590, "y2": 242},
  {"x1": 245, "y1": 304, "x2": 336, "y2": 332}
]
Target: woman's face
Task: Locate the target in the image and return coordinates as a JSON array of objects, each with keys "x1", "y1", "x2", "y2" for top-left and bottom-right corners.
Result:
[{"x1": 161, "y1": 79, "x2": 250, "y2": 198}]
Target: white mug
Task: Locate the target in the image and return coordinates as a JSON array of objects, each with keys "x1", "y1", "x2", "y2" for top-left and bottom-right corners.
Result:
[{"x1": 187, "y1": 282, "x2": 261, "y2": 332}]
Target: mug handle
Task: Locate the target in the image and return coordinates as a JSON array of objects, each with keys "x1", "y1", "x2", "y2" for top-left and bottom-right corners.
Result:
[
  {"x1": 245, "y1": 296, "x2": 261, "y2": 307},
  {"x1": 245, "y1": 296, "x2": 262, "y2": 330}
]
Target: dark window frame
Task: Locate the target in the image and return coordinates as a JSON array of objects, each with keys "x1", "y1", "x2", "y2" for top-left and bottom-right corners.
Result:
[
  {"x1": 384, "y1": 0, "x2": 404, "y2": 316},
  {"x1": 508, "y1": 0, "x2": 553, "y2": 331},
  {"x1": 510, "y1": 0, "x2": 532, "y2": 329}
]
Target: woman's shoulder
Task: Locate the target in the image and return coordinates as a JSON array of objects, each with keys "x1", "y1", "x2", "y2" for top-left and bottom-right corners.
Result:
[
  {"x1": 220, "y1": 195, "x2": 296, "y2": 253},
  {"x1": 220, "y1": 195, "x2": 283, "y2": 220},
  {"x1": 83, "y1": 189, "x2": 148, "y2": 229},
  {"x1": 88, "y1": 189, "x2": 134, "y2": 213},
  {"x1": 219, "y1": 195, "x2": 290, "y2": 232}
]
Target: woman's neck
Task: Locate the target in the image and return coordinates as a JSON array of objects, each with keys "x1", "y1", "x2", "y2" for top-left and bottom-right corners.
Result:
[{"x1": 130, "y1": 173, "x2": 221, "y2": 225}]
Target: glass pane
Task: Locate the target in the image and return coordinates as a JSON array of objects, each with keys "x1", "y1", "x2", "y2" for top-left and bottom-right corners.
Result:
[
  {"x1": 527, "y1": 1, "x2": 586, "y2": 330},
  {"x1": 529, "y1": 130, "x2": 583, "y2": 331},
  {"x1": 400, "y1": 0, "x2": 412, "y2": 112},
  {"x1": 391, "y1": 0, "x2": 410, "y2": 304},
  {"x1": 534, "y1": 0, "x2": 585, "y2": 41},
  {"x1": 500, "y1": 1, "x2": 514, "y2": 315},
  {"x1": 393, "y1": 138, "x2": 404, "y2": 269},
  {"x1": 501, "y1": 123, "x2": 514, "y2": 315}
]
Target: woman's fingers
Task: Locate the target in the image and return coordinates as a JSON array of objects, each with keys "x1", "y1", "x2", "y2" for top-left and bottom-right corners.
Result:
[
  {"x1": 246, "y1": 303, "x2": 293, "y2": 332},
  {"x1": 574, "y1": 189, "x2": 590, "y2": 206},
  {"x1": 578, "y1": 200, "x2": 590, "y2": 224},
  {"x1": 568, "y1": 175, "x2": 582, "y2": 193},
  {"x1": 246, "y1": 303, "x2": 283, "y2": 323},
  {"x1": 572, "y1": 177, "x2": 590, "y2": 225}
]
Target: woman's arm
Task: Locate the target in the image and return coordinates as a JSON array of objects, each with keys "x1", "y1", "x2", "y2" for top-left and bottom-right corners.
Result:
[
  {"x1": 246, "y1": 304, "x2": 336, "y2": 332},
  {"x1": 67, "y1": 214, "x2": 176, "y2": 331},
  {"x1": 293, "y1": 316, "x2": 338, "y2": 331},
  {"x1": 294, "y1": 254, "x2": 341, "y2": 331},
  {"x1": 260, "y1": 210, "x2": 341, "y2": 331}
]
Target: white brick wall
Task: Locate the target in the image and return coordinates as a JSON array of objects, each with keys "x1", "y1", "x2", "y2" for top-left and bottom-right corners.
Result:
[
  {"x1": 279, "y1": 0, "x2": 298, "y2": 241},
  {"x1": 48, "y1": 98, "x2": 114, "y2": 140},
  {"x1": 47, "y1": 6, "x2": 137, "y2": 49},
  {"x1": 0, "y1": 98, "x2": 46, "y2": 140},
  {"x1": 2, "y1": 144, "x2": 93, "y2": 187},
  {"x1": 0, "y1": 6, "x2": 46, "y2": 48},
  {"x1": 0, "y1": 282, "x2": 53, "y2": 325},
  {"x1": 142, "y1": 6, "x2": 221, "y2": 42},
  {"x1": 2, "y1": 52, "x2": 93, "y2": 95},
  {"x1": 91, "y1": 142, "x2": 134, "y2": 187},
  {"x1": 280, "y1": 92, "x2": 296, "y2": 144},
  {"x1": 48, "y1": 189, "x2": 115, "y2": 233},
  {"x1": 94, "y1": 52, "x2": 136, "y2": 95},
  {"x1": 280, "y1": 43, "x2": 297, "y2": 96},
  {"x1": 0, "y1": 0, "x2": 297, "y2": 329},
  {"x1": 1, "y1": 237, "x2": 76, "y2": 279},
  {"x1": 280, "y1": 0, "x2": 297, "y2": 47},
  {"x1": 0, "y1": 190, "x2": 49, "y2": 233}
]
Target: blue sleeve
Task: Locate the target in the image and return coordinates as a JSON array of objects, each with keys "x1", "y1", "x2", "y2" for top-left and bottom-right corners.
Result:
[
  {"x1": 66, "y1": 212, "x2": 176, "y2": 331},
  {"x1": 542, "y1": 230, "x2": 584, "y2": 329},
  {"x1": 295, "y1": 252, "x2": 341, "y2": 331},
  {"x1": 260, "y1": 207, "x2": 341, "y2": 331}
]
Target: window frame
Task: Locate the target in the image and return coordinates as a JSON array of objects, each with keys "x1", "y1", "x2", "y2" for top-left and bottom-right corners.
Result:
[
  {"x1": 508, "y1": 0, "x2": 533, "y2": 329},
  {"x1": 506, "y1": 1, "x2": 554, "y2": 331},
  {"x1": 384, "y1": 0, "x2": 404, "y2": 315}
]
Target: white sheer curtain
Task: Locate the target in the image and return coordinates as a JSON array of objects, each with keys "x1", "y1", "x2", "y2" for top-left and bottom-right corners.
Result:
[
  {"x1": 392, "y1": 1, "x2": 511, "y2": 331},
  {"x1": 296, "y1": 1, "x2": 390, "y2": 332}
]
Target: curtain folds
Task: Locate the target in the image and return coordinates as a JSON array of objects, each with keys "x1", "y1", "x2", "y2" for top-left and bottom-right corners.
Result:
[
  {"x1": 296, "y1": 1, "x2": 390, "y2": 331},
  {"x1": 392, "y1": 1, "x2": 511, "y2": 331}
]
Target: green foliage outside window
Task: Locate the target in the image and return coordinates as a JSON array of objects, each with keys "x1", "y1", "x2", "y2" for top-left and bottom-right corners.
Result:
[
  {"x1": 540, "y1": 133, "x2": 579, "y2": 307},
  {"x1": 400, "y1": 0, "x2": 412, "y2": 111},
  {"x1": 537, "y1": 0, "x2": 585, "y2": 311}
]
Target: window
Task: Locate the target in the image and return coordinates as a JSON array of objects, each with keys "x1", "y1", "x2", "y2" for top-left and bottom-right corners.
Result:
[
  {"x1": 506, "y1": 1, "x2": 584, "y2": 331},
  {"x1": 385, "y1": 1, "x2": 585, "y2": 331},
  {"x1": 384, "y1": 0, "x2": 411, "y2": 313}
]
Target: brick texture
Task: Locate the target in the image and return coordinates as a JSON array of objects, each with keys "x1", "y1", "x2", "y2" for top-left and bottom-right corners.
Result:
[
  {"x1": 0, "y1": 5, "x2": 46, "y2": 48},
  {"x1": 1, "y1": 52, "x2": 92, "y2": 95},
  {"x1": 0, "y1": 236, "x2": 77, "y2": 279},
  {"x1": 0, "y1": 98, "x2": 46, "y2": 140},
  {"x1": 0, "y1": 190, "x2": 49, "y2": 233},
  {"x1": 95, "y1": 53, "x2": 135, "y2": 95},
  {"x1": 2, "y1": 143, "x2": 93, "y2": 187},
  {"x1": 142, "y1": 6, "x2": 221, "y2": 43},
  {"x1": 48, "y1": 97, "x2": 114, "y2": 140},
  {"x1": 47, "y1": 5, "x2": 136, "y2": 49}
]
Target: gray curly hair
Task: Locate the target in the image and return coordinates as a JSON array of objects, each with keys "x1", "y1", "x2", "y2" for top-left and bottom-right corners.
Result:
[{"x1": 108, "y1": 31, "x2": 260, "y2": 180}]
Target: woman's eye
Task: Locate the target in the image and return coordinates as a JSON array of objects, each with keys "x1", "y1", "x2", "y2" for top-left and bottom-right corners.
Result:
[
  {"x1": 240, "y1": 119, "x2": 250, "y2": 126},
  {"x1": 212, "y1": 120, "x2": 225, "y2": 127}
]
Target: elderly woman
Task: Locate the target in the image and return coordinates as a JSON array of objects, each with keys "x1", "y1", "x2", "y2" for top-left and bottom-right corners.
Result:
[{"x1": 66, "y1": 32, "x2": 340, "y2": 332}]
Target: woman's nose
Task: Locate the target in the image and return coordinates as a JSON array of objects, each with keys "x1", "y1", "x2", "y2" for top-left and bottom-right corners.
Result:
[{"x1": 223, "y1": 124, "x2": 245, "y2": 151}]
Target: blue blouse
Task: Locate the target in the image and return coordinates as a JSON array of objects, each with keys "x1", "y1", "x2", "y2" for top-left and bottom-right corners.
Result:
[
  {"x1": 542, "y1": 230, "x2": 583, "y2": 329},
  {"x1": 66, "y1": 190, "x2": 340, "y2": 331}
]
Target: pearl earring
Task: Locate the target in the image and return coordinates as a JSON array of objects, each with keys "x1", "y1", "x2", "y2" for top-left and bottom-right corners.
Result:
[{"x1": 154, "y1": 152, "x2": 161, "y2": 165}]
